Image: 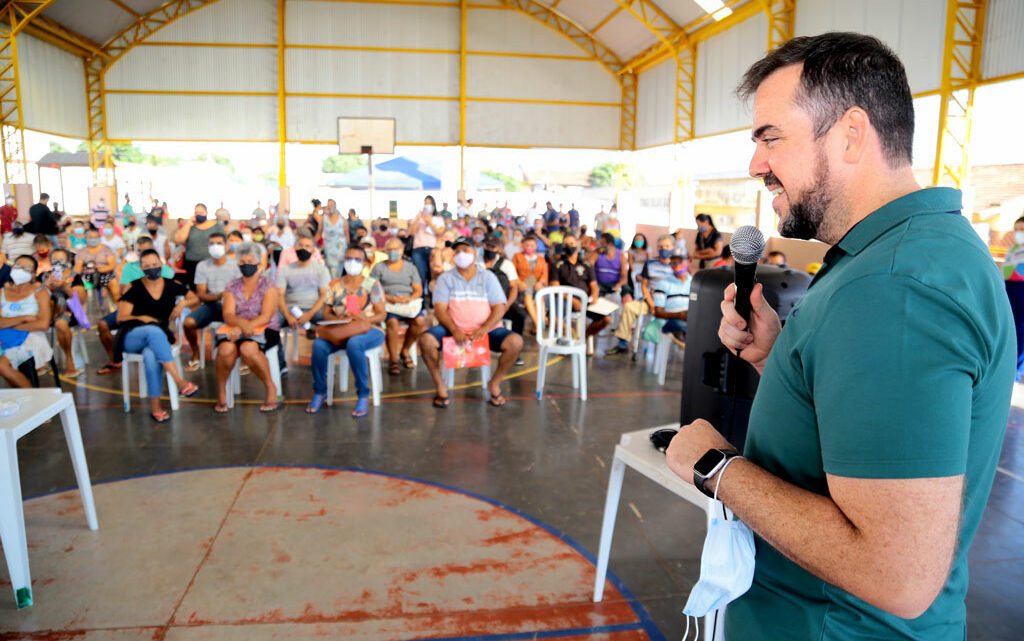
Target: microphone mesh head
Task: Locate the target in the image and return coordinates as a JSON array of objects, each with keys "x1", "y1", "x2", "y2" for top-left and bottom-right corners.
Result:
[{"x1": 730, "y1": 225, "x2": 766, "y2": 265}]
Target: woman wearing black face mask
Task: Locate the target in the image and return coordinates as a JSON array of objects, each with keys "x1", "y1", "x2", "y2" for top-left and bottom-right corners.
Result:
[
  {"x1": 213, "y1": 243, "x2": 281, "y2": 413},
  {"x1": 172, "y1": 203, "x2": 224, "y2": 290},
  {"x1": 115, "y1": 249, "x2": 200, "y2": 422},
  {"x1": 47, "y1": 248, "x2": 89, "y2": 377}
]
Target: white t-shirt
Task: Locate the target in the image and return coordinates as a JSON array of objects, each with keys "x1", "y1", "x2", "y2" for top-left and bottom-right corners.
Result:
[
  {"x1": 101, "y1": 235, "x2": 126, "y2": 257},
  {"x1": 268, "y1": 228, "x2": 295, "y2": 249}
]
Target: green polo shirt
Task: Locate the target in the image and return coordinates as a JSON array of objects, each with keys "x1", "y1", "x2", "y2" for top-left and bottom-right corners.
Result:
[{"x1": 726, "y1": 188, "x2": 1014, "y2": 640}]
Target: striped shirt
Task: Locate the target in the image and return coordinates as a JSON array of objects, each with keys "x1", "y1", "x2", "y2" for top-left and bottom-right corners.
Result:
[
  {"x1": 653, "y1": 272, "x2": 691, "y2": 314},
  {"x1": 433, "y1": 267, "x2": 506, "y2": 333}
]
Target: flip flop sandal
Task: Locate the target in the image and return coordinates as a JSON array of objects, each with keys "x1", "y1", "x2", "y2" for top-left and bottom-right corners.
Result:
[
  {"x1": 186, "y1": 360, "x2": 202, "y2": 372},
  {"x1": 150, "y1": 411, "x2": 171, "y2": 423},
  {"x1": 213, "y1": 403, "x2": 231, "y2": 414},
  {"x1": 65, "y1": 368, "x2": 83, "y2": 378},
  {"x1": 260, "y1": 402, "x2": 282, "y2": 413},
  {"x1": 388, "y1": 361, "x2": 401, "y2": 375},
  {"x1": 180, "y1": 383, "x2": 200, "y2": 398},
  {"x1": 401, "y1": 354, "x2": 415, "y2": 369},
  {"x1": 96, "y1": 363, "x2": 121, "y2": 375},
  {"x1": 351, "y1": 397, "x2": 370, "y2": 417},
  {"x1": 306, "y1": 393, "x2": 327, "y2": 414},
  {"x1": 487, "y1": 394, "x2": 507, "y2": 408},
  {"x1": 432, "y1": 395, "x2": 450, "y2": 408}
]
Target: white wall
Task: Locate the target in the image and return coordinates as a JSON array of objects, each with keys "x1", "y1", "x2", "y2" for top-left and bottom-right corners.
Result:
[
  {"x1": 17, "y1": 33, "x2": 87, "y2": 139},
  {"x1": 982, "y1": 0, "x2": 1024, "y2": 80},
  {"x1": 695, "y1": 11, "x2": 767, "y2": 137},
  {"x1": 794, "y1": 0, "x2": 947, "y2": 94},
  {"x1": 636, "y1": 58, "x2": 677, "y2": 149},
  {"x1": 100, "y1": 0, "x2": 620, "y2": 147}
]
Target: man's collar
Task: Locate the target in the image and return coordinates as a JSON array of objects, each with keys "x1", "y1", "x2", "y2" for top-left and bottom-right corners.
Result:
[{"x1": 835, "y1": 187, "x2": 962, "y2": 257}]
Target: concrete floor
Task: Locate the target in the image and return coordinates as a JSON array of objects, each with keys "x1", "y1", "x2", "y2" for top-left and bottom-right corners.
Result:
[{"x1": 1, "y1": 333, "x2": 1022, "y2": 640}]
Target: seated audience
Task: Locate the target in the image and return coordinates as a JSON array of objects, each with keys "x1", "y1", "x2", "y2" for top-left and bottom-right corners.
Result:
[
  {"x1": 652, "y1": 250, "x2": 692, "y2": 339},
  {"x1": 549, "y1": 234, "x2": 610, "y2": 352},
  {"x1": 3, "y1": 222, "x2": 34, "y2": 262},
  {"x1": 45, "y1": 247, "x2": 88, "y2": 377},
  {"x1": 512, "y1": 235, "x2": 548, "y2": 333},
  {"x1": 75, "y1": 227, "x2": 120, "y2": 306},
  {"x1": 607, "y1": 234, "x2": 676, "y2": 356},
  {"x1": 591, "y1": 232, "x2": 629, "y2": 297},
  {"x1": 766, "y1": 250, "x2": 787, "y2": 268},
  {"x1": 418, "y1": 237, "x2": 522, "y2": 408},
  {"x1": 99, "y1": 222, "x2": 126, "y2": 259},
  {"x1": 307, "y1": 246, "x2": 387, "y2": 417},
  {"x1": 276, "y1": 233, "x2": 330, "y2": 330},
  {"x1": 277, "y1": 228, "x2": 324, "y2": 270},
  {"x1": 183, "y1": 232, "x2": 241, "y2": 370},
  {"x1": 371, "y1": 237, "x2": 425, "y2": 375},
  {"x1": 483, "y1": 234, "x2": 525, "y2": 339},
  {"x1": 214, "y1": 242, "x2": 281, "y2": 413},
  {"x1": 115, "y1": 249, "x2": 199, "y2": 422},
  {"x1": 0, "y1": 255, "x2": 53, "y2": 387},
  {"x1": 96, "y1": 235, "x2": 175, "y2": 374}
]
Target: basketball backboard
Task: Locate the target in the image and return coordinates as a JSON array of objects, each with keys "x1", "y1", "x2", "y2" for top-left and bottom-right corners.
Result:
[{"x1": 337, "y1": 117, "x2": 395, "y2": 155}]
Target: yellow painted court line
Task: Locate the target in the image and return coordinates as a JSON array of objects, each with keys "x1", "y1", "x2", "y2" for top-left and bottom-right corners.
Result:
[{"x1": 60, "y1": 357, "x2": 564, "y2": 405}]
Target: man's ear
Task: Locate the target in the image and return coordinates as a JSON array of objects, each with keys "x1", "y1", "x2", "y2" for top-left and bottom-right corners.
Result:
[{"x1": 839, "y1": 107, "x2": 871, "y2": 164}]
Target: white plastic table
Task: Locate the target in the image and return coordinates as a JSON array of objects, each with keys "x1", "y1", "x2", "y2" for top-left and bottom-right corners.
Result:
[
  {"x1": 0, "y1": 388, "x2": 98, "y2": 608},
  {"x1": 593, "y1": 424, "x2": 724, "y2": 641}
]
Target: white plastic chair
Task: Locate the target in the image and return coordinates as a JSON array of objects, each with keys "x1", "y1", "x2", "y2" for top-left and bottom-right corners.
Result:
[
  {"x1": 121, "y1": 345, "x2": 182, "y2": 413},
  {"x1": 534, "y1": 286, "x2": 588, "y2": 401},
  {"x1": 280, "y1": 326, "x2": 301, "y2": 363},
  {"x1": 631, "y1": 313, "x2": 657, "y2": 365},
  {"x1": 197, "y1": 322, "x2": 222, "y2": 369},
  {"x1": 654, "y1": 328, "x2": 685, "y2": 385},
  {"x1": 51, "y1": 326, "x2": 89, "y2": 371},
  {"x1": 224, "y1": 344, "x2": 282, "y2": 408},
  {"x1": 325, "y1": 344, "x2": 383, "y2": 406}
]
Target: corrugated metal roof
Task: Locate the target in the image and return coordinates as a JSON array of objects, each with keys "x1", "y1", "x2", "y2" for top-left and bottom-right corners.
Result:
[{"x1": 39, "y1": 0, "x2": 724, "y2": 65}]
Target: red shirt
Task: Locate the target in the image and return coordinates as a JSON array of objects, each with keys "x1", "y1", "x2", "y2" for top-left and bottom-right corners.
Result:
[{"x1": 0, "y1": 205, "x2": 16, "y2": 234}]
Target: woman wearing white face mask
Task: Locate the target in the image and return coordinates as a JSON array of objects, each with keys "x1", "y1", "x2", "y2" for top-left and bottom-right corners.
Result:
[
  {"x1": 0, "y1": 255, "x2": 53, "y2": 388},
  {"x1": 408, "y1": 195, "x2": 445, "y2": 292},
  {"x1": 306, "y1": 247, "x2": 386, "y2": 417},
  {"x1": 371, "y1": 237, "x2": 425, "y2": 374}
]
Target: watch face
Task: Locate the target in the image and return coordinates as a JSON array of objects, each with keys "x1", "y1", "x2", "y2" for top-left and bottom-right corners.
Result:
[{"x1": 694, "y1": 449, "x2": 727, "y2": 477}]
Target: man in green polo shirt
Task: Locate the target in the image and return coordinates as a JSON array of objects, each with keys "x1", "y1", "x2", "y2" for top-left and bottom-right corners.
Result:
[{"x1": 665, "y1": 33, "x2": 1014, "y2": 640}]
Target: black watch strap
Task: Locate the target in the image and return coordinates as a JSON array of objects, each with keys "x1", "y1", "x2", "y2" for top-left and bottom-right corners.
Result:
[{"x1": 694, "y1": 449, "x2": 742, "y2": 498}]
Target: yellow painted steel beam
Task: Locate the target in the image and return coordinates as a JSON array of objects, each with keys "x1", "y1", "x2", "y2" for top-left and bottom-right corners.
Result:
[
  {"x1": 621, "y1": 0, "x2": 760, "y2": 75},
  {"x1": 20, "y1": 14, "x2": 107, "y2": 58},
  {"x1": 106, "y1": 88, "x2": 277, "y2": 96},
  {"x1": 288, "y1": 91, "x2": 456, "y2": 100},
  {"x1": 468, "y1": 96, "x2": 620, "y2": 107},
  {"x1": 139, "y1": 41, "x2": 276, "y2": 48},
  {"x1": 107, "y1": 0, "x2": 142, "y2": 19},
  {"x1": 288, "y1": 43, "x2": 457, "y2": 54},
  {"x1": 675, "y1": 45, "x2": 696, "y2": 142},
  {"x1": 499, "y1": 0, "x2": 624, "y2": 80},
  {"x1": 84, "y1": 0, "x2": 224, "y2": 181},
  {"x1": 766, "y1": 0, "x2": 795, "y2": 52},
  {"x1": 460, "y1": 0, "x2": 466, "y2": 189},
  {"x1": 1, "y1": 1, "x2": 59, "y2": 184},
  {"x1": 620, "y1": 71, "x2": 637, "y2": 151},
  {"x1": 933, "y1": 0, "x2": 987, "y2": 190},
  {"x1": 592, "y1": 6, "x2": 625, "y2": 34},
  {"x1": 277, "y1": 0, "x2": 286, "y2": 187}
]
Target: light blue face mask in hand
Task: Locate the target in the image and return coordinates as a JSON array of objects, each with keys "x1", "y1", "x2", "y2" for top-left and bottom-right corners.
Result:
[{"x1": 681, "y1": 461, "x2": 756, "y2": 640}]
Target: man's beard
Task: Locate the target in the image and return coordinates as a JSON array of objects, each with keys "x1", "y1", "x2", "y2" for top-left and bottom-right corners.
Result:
[{"x1": 778, "y1": 152, "x2": 834, "y2": 241}]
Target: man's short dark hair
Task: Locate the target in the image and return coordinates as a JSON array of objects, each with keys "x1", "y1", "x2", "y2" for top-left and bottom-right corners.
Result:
[
  {"x1": 600, "y1": 232, "x2": 615, "y2": 245},
  {"x1": 39, "y1": 193, "x2": 49, "y2": 201},
  {"x1": 139, "y1": 248, "x2": 160, "y2": 262},
  {"x1": 768, "y1": 250, "x2": 787, "y2": 261},
  {"x1": 738, "y1": 32, "x2": 914, "y2": 167}
]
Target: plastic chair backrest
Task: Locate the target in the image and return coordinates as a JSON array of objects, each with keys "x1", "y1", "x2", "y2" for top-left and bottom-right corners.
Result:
[{"x1": 535, "y1": 286, "x2": 587, "y2": 343}]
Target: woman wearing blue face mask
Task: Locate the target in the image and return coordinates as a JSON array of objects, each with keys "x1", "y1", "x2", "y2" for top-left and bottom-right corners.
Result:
[
  {"x1": 0, "y1": 255, "x2": 53, "y2": 388},
  {"x1": 115, "y1": 249, "x2": 200, "y2": 422},
  {"x1": 307, "y1": 246, "x2": 387, "y2": 417},
  {"x1": 68, "y1": 221, "x2": 88, "y2": 250},
  {"x1": 371, "y1": 236, "x2": 425, "y2": 375}
]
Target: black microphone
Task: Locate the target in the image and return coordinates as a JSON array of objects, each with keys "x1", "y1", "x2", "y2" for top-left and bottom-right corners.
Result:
[{"x1": 729, "y1": 226, "x2": 766, "y2": 322}]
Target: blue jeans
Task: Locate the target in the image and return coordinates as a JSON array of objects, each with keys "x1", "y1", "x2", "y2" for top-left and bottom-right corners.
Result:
[
  {"x1": 188, "y1": 302, "x2": 223, "y2": 328},
  {"x1": 662, "y1": 318, "x2": 686, "y2": 333},
  {"x1": 411, "y1": 247, "x2": 432, "y2": 292},
  {"x1": 311, "y1": 327, "x2": 384, "y2": 398},
  {"x1": 123, "y1": 325, "x2": 175, "y2": 398}
]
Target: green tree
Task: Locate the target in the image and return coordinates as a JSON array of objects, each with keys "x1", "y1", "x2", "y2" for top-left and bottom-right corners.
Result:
[
  {"x1": 482, "y1": 170, "x2": 525, "y2": 192},
  {"x1": 196, "y1": 153, "x2": 235, "y2": 174},
  {"x1": 588, "y1": 162, "x2": 634, "y2": 188},
  {"x1": 322, "y1": 154, "x2": 368, "y2": 173},
  {"x1": 48, "y1": 141, "x2": 69, "y2": 154}
]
